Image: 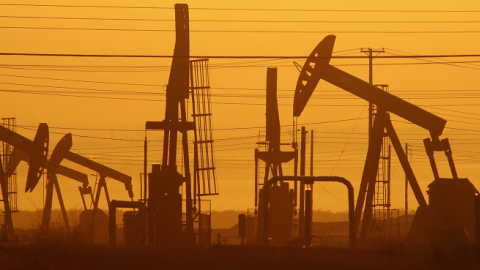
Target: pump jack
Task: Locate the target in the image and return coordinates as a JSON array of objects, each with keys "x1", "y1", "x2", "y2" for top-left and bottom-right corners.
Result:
[
  {"x1": 0, "y1": 123, "x2": 48, "y2": 240},
  {"x1": 145, "y1": 4, "x2": 218, "y2": 246},
  {"x1": 42, "y1": 132, "x2": 133, "y2": 242},
  {"x1": 255, "y1": 67, "x2": 297, "y2": 244},
  {"x1": 7, "y1": 142, "x2": 92, "y2": 231},
  {"x1": 145, "y1": 3, "x2": 194, "y2": 246},
  {"x1": 3, "y1": 128, "x2": 119, "y2": 232},
  {"x1": 293, "y1": 35, "x2": 473, "y2": 242},
  {"x1": 41, "y1": 165, "x2": 92, "y2": 231},
  {"x1": 48, "y1": 133, "x2": 133, "y2": 209}
]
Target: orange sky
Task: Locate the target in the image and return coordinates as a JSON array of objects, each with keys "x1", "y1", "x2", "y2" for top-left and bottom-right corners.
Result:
[{"x1": 2, "y1": 0, "x2": 480, "y2": 215}]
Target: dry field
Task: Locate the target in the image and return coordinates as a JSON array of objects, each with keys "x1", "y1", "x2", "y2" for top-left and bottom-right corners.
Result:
[{"x1": 1, "y1": 241, "x2": 479, "y2": 270}]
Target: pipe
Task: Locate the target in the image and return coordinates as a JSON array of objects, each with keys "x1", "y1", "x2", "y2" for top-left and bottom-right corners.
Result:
[
  {"x1": 475, "y1": 193, "x2": 480, "y2": 247},
  {"x1": 109, "y1": 200, "x2": 146, "y2": 246},
  {"x1": 262, "y1": 176, "x2": 355, "y2": 248},
  {"x1": 305, "y1": 188, "x2": 312, "y2": 247}
]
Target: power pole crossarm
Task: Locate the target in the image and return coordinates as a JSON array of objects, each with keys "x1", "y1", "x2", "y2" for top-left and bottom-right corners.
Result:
[{"x1": 360, "y1": 48, "x2": 384, "y2": 137}]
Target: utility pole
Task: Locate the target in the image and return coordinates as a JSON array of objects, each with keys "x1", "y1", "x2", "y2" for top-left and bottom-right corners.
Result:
[
  {"x1": 360, "y1": 48, "x2": 385, "y2": 136},
  {"x1": 359, "y1": 47, "x2": 385, "y2": 240},
  {"x1": 299, "y1": 126, "x2": 307, "y2": 237},
  {"x1": 310, "y1": 130, "x2": 314, "y2": 177},
  {"x1": 405, "y1": 143, "x2": 409, "y2": 222}
]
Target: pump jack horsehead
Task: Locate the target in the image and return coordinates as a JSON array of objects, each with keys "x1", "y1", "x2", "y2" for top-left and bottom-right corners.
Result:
[{"x1": 293, "y1": 35, "x2": 473, "y2": 242}]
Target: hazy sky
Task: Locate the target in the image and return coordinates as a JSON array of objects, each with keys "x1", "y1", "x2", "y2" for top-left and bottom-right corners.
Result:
[{"x1": 2, "y1": 0, "x2": 480, "y2": 215}]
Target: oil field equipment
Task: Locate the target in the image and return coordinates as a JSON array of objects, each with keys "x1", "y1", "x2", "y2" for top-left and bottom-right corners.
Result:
[
  {"x1": 254, "y1": 68, "x2": 297, "y2": 244},
  {"x1": 44, "y1": 133, "x2": 134, "y2": 209},
  {"x1": 6, "y1": 138, "x2": 93, "y2": 232},
  {"x1": 261, "y1": 176, "x2": 355, "y2": 248},
  {"x1": 144, "y1": 4, "x2": 218, "y2": 246},
  {"x1": 41, "y1": 132, "x2": 133, "y2": 242},
  {"x1": 0, "y1": 123, "x2": 48, "y2": 241},
  {"x1": 2, "y1": 127, "x2": 132, "y2": 239},
  {"x1": 292, "y1": 35, "x2": 476, "y2": 243},
  {"x1": 0, "y1": 118, "x2": 19, "y2": 241},
  {"x1": 108, "y1": 200, "x2": 146, "y2": 246}
]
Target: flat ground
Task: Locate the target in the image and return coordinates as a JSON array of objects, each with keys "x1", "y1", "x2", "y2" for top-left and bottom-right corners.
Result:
[{"x1": 1, "y1": 242, "x2": 480, "y2": 270}]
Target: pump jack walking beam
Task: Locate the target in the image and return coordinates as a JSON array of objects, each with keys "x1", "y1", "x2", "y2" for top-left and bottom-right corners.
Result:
[
  {"x1": 64, "y1": 150, "x2": 133, "y2": 204},
  {"x1": 293, "y1": 35, "x2": 446, "y2": 139}
]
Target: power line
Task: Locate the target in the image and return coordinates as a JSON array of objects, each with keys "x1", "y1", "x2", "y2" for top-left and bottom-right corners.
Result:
[
  {"x1": 424, "y1": 105, "x2": 480, "y2": 117},
  {"x1": 40, "y1": 123, "x2": 465, "y2": 144},
  {"x1": 0, "y1": 73, "x2": 162, "y2": 87},
  {"x1": 0, "y1": 3, "x2": 172, "y2": 9},
  {"x1": 18, "y1": 125, "x2": 144, "y2": 141},
  {"x1": 0, "y1": 65, "x2": 162, "y2": 73},
  {"x1": 11, "y1": 79, "x2": 480, "y2": 100},
  {"x1": 7, "y1": 87, "x2": 480, "y2": 107},
  {"x1": 384, "y1": 48, "x2": 480, "y2": 71},
  {"x1": 3, "y1": 15, "x2": 480, "y2": 24},
  {"x1": 189, "y1": 7, "x2": 480, "y2": 13},
  {"x1": 8, "y1": 82, "x2": 480, "y2": 101},
  {"x1": 0, "y1": 15, "x2": 173, "y2": 22},
  {"x1": 3, "y1": 60, "x2": 480, "y2": 71},
  {"x1": 1, "y1": 52, "x2": 480, "y2": 59},
  {"x1": 0, "y1": 64, "x2": 171, "y2": 69},
  {"x1": 0, "y1": 81, "x2": 161, "y2": 95},
  {"x1": 4, "y1": 60, "x2": 480, "y2": 69},
  {"x1": 72, "y1": 145, "x2": 149, "y2": 151},
  {"x1": 1, "y1": 4, "x2": 480, "y2": 13},
  {"x1": 2, "y1": 26, "x2": 480, "y2": 34},
  {"x1": 0, "y1": 89, "x2": 164, "y2": 102},
  {"x1": 4, "y1": 72, "x2": 480, "y2": 93},
  {"x1": 212, "y1": 60, "x2": 480, "y2": 69},
  {"x1": 16, "y1": 124, "x2": 144, "y2": 132},
  {"x1": 393, "y1": 119, "x2": 480, "y2": 134},
  {"x1": 15, "y1": 117, "x2": 369, "y2": 142}
]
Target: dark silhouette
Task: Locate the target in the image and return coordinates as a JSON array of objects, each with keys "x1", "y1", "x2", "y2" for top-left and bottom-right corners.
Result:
[
  {"x1": 144, "y1": 4, "x2": 217, "y2": 246},
  {"x1": 254, "y1": 68, "x2": 297, "y2": 244},
  {"x1": 293, "y1": 34, "x2": 475, "y2": 244},
  {"x1": 0, "y1": 123, "x2": 49, "y2": 241}
]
